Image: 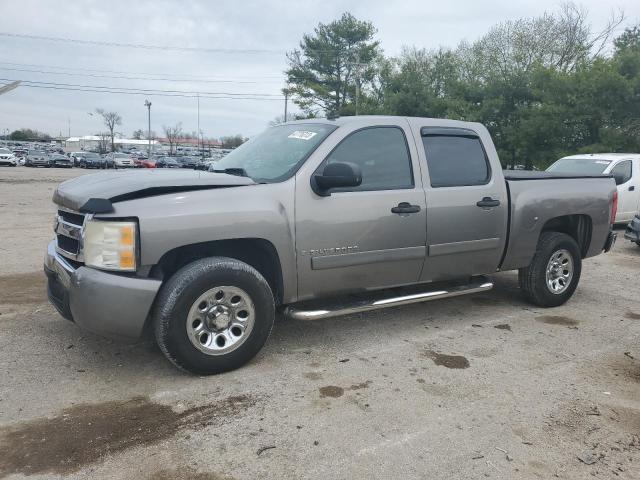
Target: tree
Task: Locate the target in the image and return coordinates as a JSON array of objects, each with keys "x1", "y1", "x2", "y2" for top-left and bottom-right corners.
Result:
[
  {"x1": 163, "y1": 123, "x2": 183, "y2": 155},
  {"x1": 9, "y1": 128, "x2": 51, "y2": 141},
  {"x1": 95, "y1": 108, "x2": 122, "y2": 152},
  {"x1": 97, "y1": 132, "x2": 110, "y2": 154},
  {"x1": 285, "y1": 12, "x2": 381, "y2": 117},
  {"x1": 219, "y1": 135, "x2": 246, "y2": 149},
  {"x1": 132, "y1": 129, "x2": 144, "y2": 140},
  {"x1": 268, "y1": 112, "x2": 317, "y2": 126},
  {"x1": 614, "y1": 24, "x2": 640, "y2": 53}
]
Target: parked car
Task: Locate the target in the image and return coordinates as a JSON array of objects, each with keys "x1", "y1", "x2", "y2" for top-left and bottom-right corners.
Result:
[
  {"x1": 0, "y1": 147, "x2": 17, "y2": 166},
  {"x1": 69, "y1": 152, "x2": 85, "y2": 167},
  {"x1": 624, "y1": 215, "x2": 640, "y2": 247},
  {"x1": 198, "y1": 159, "x2": 217, "y2": 171},
  {"x1": 48, "y1": 154, "x2": 73, "y2": 168},
  {"x1": 77, "y1": 152, "x2": 105, "y2": 169},
  {"x1": 45, "y1": 116, "x2": 617, "y2": 375},
  {"x1": 155, "y1": 157, "x2": 181, "y2": 168},
  {"x1": 547, "y1": 154, "x2": 640, "y2": 224},
  {"x1": 25, "y1": 150, "x2": 49, "y2": 167},
  {"x1": 135, "y1": 158, "x2": 156, "y2": 168},
  {"x1": 176, "y1": 156, "x2": 201, "y2": 169},
  {"x1": 109, "y1": 152, "x2": 136, "y2": 168},
  {"x1": 12, "y1": 148, "x2": 28, "y2": 159}
]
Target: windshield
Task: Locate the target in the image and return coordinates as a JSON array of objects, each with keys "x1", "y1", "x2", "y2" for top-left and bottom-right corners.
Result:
[
  {"x1": 83, "y1": 153, "x2": 100, "y2": 159},
  {"x1": 113, "y1": 153, "x2": 129, "y2": 158},
  {"x1": 546, "y1": 158, "x2": 612, "y2": 175},
  {"x1": 213, "y1": 123, "x2": 336, "y2": 182},
  {"x1": 29, "y1": 150, "x2": 46, "y2": 155},
  {"x1": 0, "y1": 148, "x2": 11, "y2": 154}
]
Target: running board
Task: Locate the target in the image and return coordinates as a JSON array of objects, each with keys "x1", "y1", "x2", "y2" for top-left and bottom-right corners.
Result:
[{"x1": 284, "y1": 276, "x2": 493, "y2": 321}]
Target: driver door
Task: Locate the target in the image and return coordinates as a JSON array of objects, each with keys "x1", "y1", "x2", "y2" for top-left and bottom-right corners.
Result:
[{"x1": 294, "y1": 120, "x2": 427, "y2": 301}]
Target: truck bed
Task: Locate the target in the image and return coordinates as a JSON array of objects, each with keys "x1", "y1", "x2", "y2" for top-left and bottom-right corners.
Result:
[
  {"x1": 503, "y1": 170, "x2": 612, "y2": 181},
  {"x1": 500, "y1": 174, "x2": 615, "y2": 271}
]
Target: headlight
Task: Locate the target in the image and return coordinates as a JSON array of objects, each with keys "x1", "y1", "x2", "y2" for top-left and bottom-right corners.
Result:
[{"x1": 83, "y1": 219, "x2": 137, "y2": 271}]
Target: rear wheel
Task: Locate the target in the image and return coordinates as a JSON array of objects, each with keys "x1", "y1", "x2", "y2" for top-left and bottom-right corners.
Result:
[
  {"x1": 519, "y1": 232, "x2": 582, "y2": 307},
  {"x1": 154, "y1": 257, "x2": 275, "y2": 375}
]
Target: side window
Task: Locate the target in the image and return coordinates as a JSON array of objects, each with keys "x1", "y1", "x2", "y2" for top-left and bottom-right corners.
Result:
[
  {"x1": 325, "y1": 127, "x2": 413, "y2": 191},
  {"x1": 422, "y1": 132, "x2": 490, "y2": 187},
  {"x1": 611, "y1": 160, "x2": 632, "y2": 185}
]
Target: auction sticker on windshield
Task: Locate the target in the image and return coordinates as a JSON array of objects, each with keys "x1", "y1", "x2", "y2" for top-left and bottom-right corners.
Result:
[{"x1": 288, "y1": 131, "x2": 318, "y2": 140}]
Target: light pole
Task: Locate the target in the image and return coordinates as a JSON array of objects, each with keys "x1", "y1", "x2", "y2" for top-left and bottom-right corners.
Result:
[
  {"x1": 197, "y1": 93, "x2": 200, "y2": 156},
  {"x1": 144, "y1": 100, "x2": 152, "y2": 158}
]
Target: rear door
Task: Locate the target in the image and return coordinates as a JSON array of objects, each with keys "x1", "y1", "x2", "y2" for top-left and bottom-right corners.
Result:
[
  {"x1": 409, "y1": 121, "x2": 509, "y2": 282},
  {"x1": 294, "y1": 120, "x2": 427, "y2": 300}
]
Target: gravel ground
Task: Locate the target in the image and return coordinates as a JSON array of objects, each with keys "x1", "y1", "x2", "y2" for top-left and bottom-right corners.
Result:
[{"x1": 0, "y1": 166, "x2": 638, "y2": 480}]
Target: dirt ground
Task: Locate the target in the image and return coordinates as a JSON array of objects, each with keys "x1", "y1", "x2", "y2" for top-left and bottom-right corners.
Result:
[{"x1": 0, "y1": 166, "x2": 638, "y2": 480}]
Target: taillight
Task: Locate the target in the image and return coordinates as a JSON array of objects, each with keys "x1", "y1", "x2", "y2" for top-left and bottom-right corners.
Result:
[{"x1": 610, "y1": 190, "x2": 618, "y2": 225}]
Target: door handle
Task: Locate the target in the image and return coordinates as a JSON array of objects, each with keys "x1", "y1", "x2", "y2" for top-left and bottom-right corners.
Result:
[
  {"x1": 629, "y1": 186, "x2": 635, "y2": 191},
  {"x1": 391, "y1": 202, "x2": 421, "y2": 214},
  {"x1": 476, "y1": 197, "x2": 500, "y2": 208}
]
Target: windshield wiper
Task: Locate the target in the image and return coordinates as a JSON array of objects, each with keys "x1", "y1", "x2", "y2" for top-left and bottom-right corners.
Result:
[{"x1": 212, "y1": 167, "x2": 250, "y2": 178}]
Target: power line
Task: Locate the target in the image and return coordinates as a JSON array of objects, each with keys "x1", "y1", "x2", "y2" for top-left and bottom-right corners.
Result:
[
  {"x1": 0, "y1": 61, "x2": 284, "y2": 80},
  {"x1": 0, "y1": 31, "x2": 352, "y2": 56},
  {"x1": 0, "y1": 66, "x2": 285, "y2": 84},
  {"x1": 0, "y1": 79, "x2": 285, "y2": 101},
  {"x1": 0, "y1": 78, "x2": 283, "y2": 97},
  {"x1": 0, "y1": 32, "x2": 284, "y2": 55}
]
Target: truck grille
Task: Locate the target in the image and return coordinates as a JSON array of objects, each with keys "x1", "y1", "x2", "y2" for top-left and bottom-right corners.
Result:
[{"x1": 55, "y1": 209, "x2": 85, "y2": 261}]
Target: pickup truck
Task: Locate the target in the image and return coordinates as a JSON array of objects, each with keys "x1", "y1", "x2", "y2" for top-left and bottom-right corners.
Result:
[{"x1": 44, "y1": 116, "x2": 618, "y2": 374}]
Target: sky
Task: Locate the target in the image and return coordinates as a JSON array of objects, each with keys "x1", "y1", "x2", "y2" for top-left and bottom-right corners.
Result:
[{"x1": 0, "y1": 0, "x2": 638, "y2": 139}]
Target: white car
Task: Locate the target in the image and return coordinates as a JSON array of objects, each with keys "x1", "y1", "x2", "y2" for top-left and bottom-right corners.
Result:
[
  {"x1": 0, "y1": 147, "x2": 17, "y2": 166},
  {"x1": 547, "y1": 153, "x2": 640, "y2": 223},
  {"x1": 109, "y1": 152, "x2": 135, "y2": 168}
]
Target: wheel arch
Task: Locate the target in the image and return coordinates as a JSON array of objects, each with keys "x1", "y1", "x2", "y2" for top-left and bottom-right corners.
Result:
[
  {"x1": 149, "y1": 238, "x2": 284, "y2": 305},
  {"x1": 540, "y1": 214, "x2": 592, "y2": 258}
]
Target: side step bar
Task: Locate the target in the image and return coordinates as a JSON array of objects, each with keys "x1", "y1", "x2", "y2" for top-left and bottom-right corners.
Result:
[{"x1": 284, "y1": 276, "x2": 493, "y2": 321}]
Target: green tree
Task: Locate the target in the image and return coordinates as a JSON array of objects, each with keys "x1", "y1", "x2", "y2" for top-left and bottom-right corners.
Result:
[
  {"x1": 219, "y1": 135, "x2": 246, "y2": 149},
  {"x1": 9, "y1": 128, "x2": 51, "y2": 141},
  {"x1": 285, "y1": 12, "x2": 381, "y2": 117}
]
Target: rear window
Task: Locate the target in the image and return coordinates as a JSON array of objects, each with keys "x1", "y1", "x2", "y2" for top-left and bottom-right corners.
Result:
[
  {"x1": 422, "y1": 132, "x2": 490, "y2": 187},
  {"x1": 546, "y1": 158, "x2": 611, "y2": 175}
]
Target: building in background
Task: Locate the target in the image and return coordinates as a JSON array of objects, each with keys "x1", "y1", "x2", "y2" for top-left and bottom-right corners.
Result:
[{"x1": 65, "y1": 135, "x2": 158, "y2": 152}]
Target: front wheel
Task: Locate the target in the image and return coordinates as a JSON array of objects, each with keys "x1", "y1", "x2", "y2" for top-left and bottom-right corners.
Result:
[
  {"x1": 519, "y1": 232, "x2": 582, "y2": 307},
  {"x1": 153, "y1": 257, "x2": 275, "y2": 375}
]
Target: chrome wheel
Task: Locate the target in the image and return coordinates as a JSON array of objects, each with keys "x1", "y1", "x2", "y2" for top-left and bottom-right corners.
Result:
[
  {"x1": 545, "y1": 249, "x2": 573, "y2": 294},
  {"x1": 186, "y1": 286, "x2": 255, "y2": 355}
]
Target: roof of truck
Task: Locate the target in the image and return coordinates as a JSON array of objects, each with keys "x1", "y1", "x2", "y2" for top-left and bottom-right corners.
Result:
[
  {"x1": 284, "y1": 115, "x2": 484, "y2": 129},
  {"x1": 559, "y1": 153, "x2": 640, "y2": 162}
]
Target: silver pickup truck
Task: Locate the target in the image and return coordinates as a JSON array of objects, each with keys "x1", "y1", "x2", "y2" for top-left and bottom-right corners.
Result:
[{"x1": 45, "y1": 116, "x2": 618, "y2": 374}]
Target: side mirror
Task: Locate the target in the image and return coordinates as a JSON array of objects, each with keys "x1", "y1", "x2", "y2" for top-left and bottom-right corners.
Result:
[{"x1": 312, "y1": 161, "x2": 362, "y2": 196}]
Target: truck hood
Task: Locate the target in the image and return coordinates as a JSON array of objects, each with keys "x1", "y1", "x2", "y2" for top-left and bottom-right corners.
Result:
[{"x1": 53, "y1": 169, "x2": 255, "y2": 213}]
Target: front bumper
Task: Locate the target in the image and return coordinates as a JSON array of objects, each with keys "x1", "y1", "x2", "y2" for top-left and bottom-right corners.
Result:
[
  {"x1": 44, "y1": 240, "x2": 162, "y2": 341},
  {"x1": 624, "y1": 215, "x2": 640, "y2": 243}
]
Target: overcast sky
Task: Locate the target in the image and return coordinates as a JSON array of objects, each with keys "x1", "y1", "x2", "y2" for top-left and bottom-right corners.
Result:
[{"x1": 0, "y1": 0, "x2": 638, "y2": 139}]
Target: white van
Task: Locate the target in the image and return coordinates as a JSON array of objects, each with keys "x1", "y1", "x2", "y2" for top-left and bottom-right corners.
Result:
[{"x1": 547, "y1": 153, "x2": 640, "y2": 223}]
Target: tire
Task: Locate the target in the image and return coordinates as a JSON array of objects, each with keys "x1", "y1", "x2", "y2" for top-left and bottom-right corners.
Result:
[
  {"x1": 154, "y1": 257, "x2": 275, "y2": 375},
  {"x1": 519, "y1": 232, "x2": 582, "y2": 307}
]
